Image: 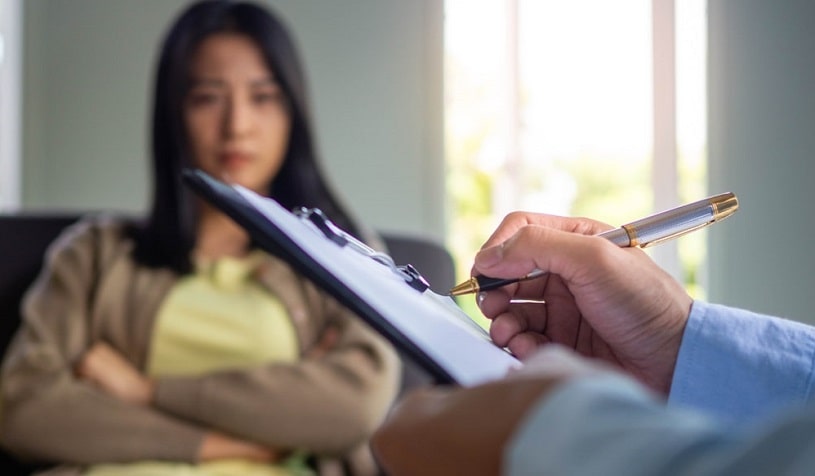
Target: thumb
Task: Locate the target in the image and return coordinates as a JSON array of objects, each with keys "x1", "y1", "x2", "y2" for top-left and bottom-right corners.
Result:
[{"x1": 475, "y1": 225, "x2": 609, "y2": 282}]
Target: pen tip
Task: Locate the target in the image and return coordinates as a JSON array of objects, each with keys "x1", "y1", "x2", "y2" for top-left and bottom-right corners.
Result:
[{"x1": 448, "y1": 279, "x2": 477, "y2": 297}]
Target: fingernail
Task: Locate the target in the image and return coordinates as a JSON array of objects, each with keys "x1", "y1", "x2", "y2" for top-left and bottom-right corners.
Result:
[{"x1": 477, "y1": 292, "x2": 487, "y2": 307}]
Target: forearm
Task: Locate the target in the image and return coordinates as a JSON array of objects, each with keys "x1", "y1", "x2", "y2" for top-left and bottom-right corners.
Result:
[
  {"x1": 152, "y1": 324, "x2": 400, "y2": 454},
  {"x1": 0, "y1": 381, "x2": 204, "y2": 464},
  {"x1": 3, "y1": 374, "x2": 282, "y2": 465},
  {"x1": 508, "y1": 374, "x2": 815, "y2": 476}
]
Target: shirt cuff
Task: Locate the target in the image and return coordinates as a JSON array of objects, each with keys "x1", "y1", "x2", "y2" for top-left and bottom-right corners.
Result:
[{"x1": 669, "y1": 301, "x2": 815, "y2": 424}]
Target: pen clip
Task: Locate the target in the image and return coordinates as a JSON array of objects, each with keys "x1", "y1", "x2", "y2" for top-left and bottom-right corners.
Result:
[{"x1": 293, "y1": 207, "x2": 430, "y2": 292}]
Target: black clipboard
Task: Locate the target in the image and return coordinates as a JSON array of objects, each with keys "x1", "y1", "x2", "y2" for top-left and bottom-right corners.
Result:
[{"x1": 183, "y1": 169, "x2": 519, "y2": 386}]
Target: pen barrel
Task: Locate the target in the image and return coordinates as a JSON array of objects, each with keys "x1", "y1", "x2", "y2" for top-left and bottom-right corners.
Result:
[
  {"x1": 597, "y1": 228, "x2": 631, "y2": 247},
  {"x1": 475, "y1": 275, "x2": 524, "y2": 293},
  {"x1": 626, "y1": 204, "x2": 714, "y2": 247}
]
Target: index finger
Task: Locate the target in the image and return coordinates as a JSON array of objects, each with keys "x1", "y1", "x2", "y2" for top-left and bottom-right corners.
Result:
[
  {"x1": 480, "y1": 212, "x2": 612, "y2": 251},
  {"x1": 474, "y1": 223, "x2": 618, "y2": 284}
]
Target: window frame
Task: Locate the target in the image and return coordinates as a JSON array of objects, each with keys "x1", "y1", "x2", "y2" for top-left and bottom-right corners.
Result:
[{"x1": 0, "y1": 0, "x2": 22, "y2": 211}]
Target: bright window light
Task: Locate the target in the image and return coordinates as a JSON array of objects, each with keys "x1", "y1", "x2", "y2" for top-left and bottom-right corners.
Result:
[{"x1": 445, "y1": 0, "x2": 707, "y2": 320}]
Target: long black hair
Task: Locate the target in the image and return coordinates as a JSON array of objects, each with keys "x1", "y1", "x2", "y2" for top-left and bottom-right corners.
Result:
[{"x1": 131, "y1": 0, "x2": 364, "y2": 273}]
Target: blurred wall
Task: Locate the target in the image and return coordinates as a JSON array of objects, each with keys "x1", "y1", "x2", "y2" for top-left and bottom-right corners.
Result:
[
  {"x1": 21, "y1": 0, "x2": 445, "y2": 240},
  {"x1": 708, "y1": 0, "x2": 815, "y2": 323},
  {"x1": 23, "y1": 0, "x2": 815, "y2": 323}
]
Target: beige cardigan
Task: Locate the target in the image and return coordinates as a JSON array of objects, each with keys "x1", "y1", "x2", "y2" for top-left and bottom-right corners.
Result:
[{"x1": 0, "y1": 216, "x2": 400, "y2": 475}]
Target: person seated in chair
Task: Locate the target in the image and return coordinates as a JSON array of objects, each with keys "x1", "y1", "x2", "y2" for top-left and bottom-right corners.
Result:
[{"x1": 0, "y1": 2, "x2": 400, "y2": 475}]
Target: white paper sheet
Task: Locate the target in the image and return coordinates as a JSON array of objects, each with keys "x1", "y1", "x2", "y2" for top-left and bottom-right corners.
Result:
[{"x1": 235, "y1": 186, "x2": 520, "y2": 386}]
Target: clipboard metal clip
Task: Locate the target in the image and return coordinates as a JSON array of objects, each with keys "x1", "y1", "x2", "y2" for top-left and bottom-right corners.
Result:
[{"x1": 294, "y1": 207, "x2": 430, "y2": 292}]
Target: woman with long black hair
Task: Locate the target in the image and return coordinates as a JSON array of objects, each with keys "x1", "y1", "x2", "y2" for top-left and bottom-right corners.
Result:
[{"x1": 0, "y1": 2, "x2": 399, "y2": 475}]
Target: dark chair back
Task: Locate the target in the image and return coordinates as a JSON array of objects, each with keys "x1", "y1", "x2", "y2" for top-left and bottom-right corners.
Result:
[
  {"x1": 0, "y1": 214, "x2": 82, "y2": 358},
  {"x1": 380, "y1": 232, "x2": 456, "y2": 296}
]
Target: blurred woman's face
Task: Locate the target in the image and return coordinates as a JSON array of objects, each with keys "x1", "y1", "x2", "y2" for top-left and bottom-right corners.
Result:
[{"x1": 184, "y1": 33, "x2": 291, "y2": 195}]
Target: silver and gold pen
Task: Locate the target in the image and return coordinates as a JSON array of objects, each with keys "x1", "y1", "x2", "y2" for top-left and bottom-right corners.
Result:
[{"x1": 448, "y1": 192, "x2": 739, "y2": 297}]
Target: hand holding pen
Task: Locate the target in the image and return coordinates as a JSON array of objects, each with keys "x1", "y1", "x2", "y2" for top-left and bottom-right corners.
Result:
[
  {"x1": 372, "y1": 199, "x2": 743, "y2": 470},
  {"x1": 469, "y1": 193, "x2": 739, "y2": 393},
  {"x1": 449, "y1": 192, "x2": 739, "y2": 296}
]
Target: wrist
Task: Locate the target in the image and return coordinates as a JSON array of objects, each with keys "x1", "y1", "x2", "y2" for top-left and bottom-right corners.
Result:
[
  {"x1": 197, "y1": 431, "x2": 277, "y2": 463},
  {"x1": 648, "y1": 292, "x2": 693, "y2": 395}
]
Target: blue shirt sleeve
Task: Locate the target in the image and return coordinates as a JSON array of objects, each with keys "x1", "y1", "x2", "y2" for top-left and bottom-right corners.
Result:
[
  {"x1": 505, "y1": 374, "x2": 815, "y2": 476},
  {"x1": 668, "y1": 301, "x2": 815, "y2": 424}
]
